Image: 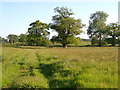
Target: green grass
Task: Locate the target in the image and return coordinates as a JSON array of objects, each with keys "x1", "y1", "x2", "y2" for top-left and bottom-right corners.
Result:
[{"x1": 2, "y1": 46, "x2": 118, "y2": 88}]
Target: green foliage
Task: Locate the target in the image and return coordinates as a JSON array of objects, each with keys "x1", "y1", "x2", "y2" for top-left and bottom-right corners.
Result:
[
  {"x1": 87, "y1": 11, "x2": 108, "y2": 46},
  {"x1": 91, "y1": 37, "x2": 98, "y2": 45},
  {"x1": 0, "y1": 36, "x2": 8, "y2": 43},
  {"x1": 19, "y1": 34, "x2": 27, "y2": 43},
  {"x1": 50, "y1": 36, "x2": 60, "y2": 43},
  {"x1": 67, "y1": 36, "x2": 82, "y2": 45},
  {"x1": 50, "y1": 7, "x2": 85, "y2": 48},
  {"x1": 2, "y1": 43, "x2": 19, "y2": 47},
  {"x1": 100, "y1": 40, "x2": 108, "y2": 46},
  {"x1": 51, "y1": 35, "x2": 82, "y2": 45},
  {"x1": 116, "y1": 37, "x2": 120, "y2": 44},
  {"x1": 7, "y1": 34, "x2": 19, "y2": 43},
  {"x1": 40, "y1": 38, "x2": 52, "y2": 47},
  {"x1": 27, "y1": 20, "x2": 50, "y2": 46},
  {"x1": 106, "y1": 23, "x2": 120, "y2": 46}
]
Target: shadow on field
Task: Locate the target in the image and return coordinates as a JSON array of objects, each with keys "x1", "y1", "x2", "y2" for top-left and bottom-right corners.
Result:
[
  {"x1": 36, "y1": 53, "x2": 82, "y2": 88},
  {"x1": 13, "y1": 46, "x2": 46, "y2": 49}
]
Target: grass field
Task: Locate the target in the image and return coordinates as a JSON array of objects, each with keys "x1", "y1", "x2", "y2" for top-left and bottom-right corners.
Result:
[{"x1": 2, "y1": 46, "x2": 118, "y2": 88}]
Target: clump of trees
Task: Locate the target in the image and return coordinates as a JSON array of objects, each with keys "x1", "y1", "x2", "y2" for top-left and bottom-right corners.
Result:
[
  {"x1": 87, "y1": 11, "x2": 120, "y2": 46},
  {"x1": 1, "y1": 6, "x2": 120, "y2": 47},
  {"x1": 0, "y1": 37, "x2": 8, "y2": 43},
  {"x1": 106, "y1": 23, "x2": 120, "y2": 46}
]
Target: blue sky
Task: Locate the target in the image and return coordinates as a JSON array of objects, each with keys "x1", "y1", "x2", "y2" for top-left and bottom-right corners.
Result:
[{"x1": 0, "y1": 1, "x2": 119, "y2": 39}]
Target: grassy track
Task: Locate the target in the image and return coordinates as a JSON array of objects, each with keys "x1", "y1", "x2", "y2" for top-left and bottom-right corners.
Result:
[{"x1": 2, "y1": 46, "x2": 118, "y2": 88}]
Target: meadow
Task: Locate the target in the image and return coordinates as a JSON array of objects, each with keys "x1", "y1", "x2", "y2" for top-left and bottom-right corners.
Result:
[{"x1": 2, "y1": 46, "x2": 118, "y2": 88}]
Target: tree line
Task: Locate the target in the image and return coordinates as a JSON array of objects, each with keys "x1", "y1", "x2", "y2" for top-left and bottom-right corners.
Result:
[{"x1": 1, "y1": 7, "x2": 120, "y2": 48}]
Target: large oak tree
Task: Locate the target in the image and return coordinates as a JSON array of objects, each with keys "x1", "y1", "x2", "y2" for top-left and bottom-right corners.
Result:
[{"x1": 49, "y1": 7, "x2": 85, "y2": 48}]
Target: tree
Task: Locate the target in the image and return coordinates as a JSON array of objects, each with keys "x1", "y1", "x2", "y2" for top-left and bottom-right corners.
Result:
[
  {"x1": 19, "y1": 34, "x2": 27, "y2": 42},
  {"x1": 7, "y1": 34, "x2": 19, "y2": 43},
  {"x1": 116, "y1": 25, "x2": 120, "y2": 45},
  {"x1": 50, "y1": 36, "x2": 60, "y2": 44},
  {"x1": 87, "y1": 11, "x2": 108, "y2": 46},
  {"x1": 49, "y1": 7, "x2": 85, "y2": 48},
  {"x1": 106, "y1": 23, "x2": 119, "y2": 46},
  {"x1": 0, "y1": 36, "x2": 8, "y2": 43},
  {"x1": 27, "y1": 20, "x2": 50, "y2": 46}
]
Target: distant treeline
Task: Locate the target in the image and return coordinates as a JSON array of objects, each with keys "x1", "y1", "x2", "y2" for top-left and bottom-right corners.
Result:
[{"x1": 1, "y1": 7, "x2": 120, "y2": 48}]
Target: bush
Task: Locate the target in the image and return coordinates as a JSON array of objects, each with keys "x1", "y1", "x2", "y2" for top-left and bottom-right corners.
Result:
[
  {"x1": 2, "y1": 42, "x2": 27, "y2": 47},
  {"x1": 2, "y1": 43, "x2": 17, "y2": 47},
  {"x1": 101, "y1": 40, "x2": 108, "y2": 46},
  {"x1": 41, "y1": 39, "x2": 52, "y2": 47}
]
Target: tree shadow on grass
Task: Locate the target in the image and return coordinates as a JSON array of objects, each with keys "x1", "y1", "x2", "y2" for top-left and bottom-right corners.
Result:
[
  {"x1": 38, "y1": 62, "x2": 80, "y2": 88},
  {"x1": 36, "y1": 54, "x2": 82, "y2": 88},
  {"x1": 39, "y1": 61, "x2": 64, "y2": 78}
]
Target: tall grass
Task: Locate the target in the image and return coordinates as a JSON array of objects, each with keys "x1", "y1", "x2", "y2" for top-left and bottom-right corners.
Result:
[{"x1": 2, "y1": 47, "x2": 118, "y2": 88}]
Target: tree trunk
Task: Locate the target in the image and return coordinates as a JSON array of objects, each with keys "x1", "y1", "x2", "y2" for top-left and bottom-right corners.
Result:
[
  {"x1": 63, "y1": 43, "x2": 67, "y2": 48},
  {"x1": 99, "y1": 33, "x2": 102, "y2": 47},
  {"x1": 112, "y1": 36, "x2": 115, "y2": 46},
  {"x1": 91, "y1": 39, "x2": 94, "y2": 46}
]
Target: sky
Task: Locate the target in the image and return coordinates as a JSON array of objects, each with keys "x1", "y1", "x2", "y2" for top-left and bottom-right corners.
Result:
[{"x1": 0, "y1": 0, "x2": 119, "y2": 39}]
